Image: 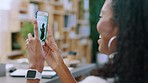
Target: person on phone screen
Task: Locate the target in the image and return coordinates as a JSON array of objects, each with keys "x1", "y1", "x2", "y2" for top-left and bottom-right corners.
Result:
[
  {"x1": 26, "y1": 0, "x2": 147, "y2": 83},
  {"x1": 40, "y1": 23, "x2": 45, "y2": 41}
]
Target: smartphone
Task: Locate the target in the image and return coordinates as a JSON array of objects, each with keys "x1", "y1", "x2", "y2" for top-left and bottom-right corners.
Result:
[{"x1": 36, "y1": 11, "x2": 48, "y2": 45}]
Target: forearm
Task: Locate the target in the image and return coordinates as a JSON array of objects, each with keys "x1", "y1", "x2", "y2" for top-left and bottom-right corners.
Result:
[{"x1": 55, "y1": 63, "x2": 77, "y2": 83}]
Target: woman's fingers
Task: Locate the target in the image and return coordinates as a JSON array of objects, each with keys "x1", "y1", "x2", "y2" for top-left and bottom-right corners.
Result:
[
  {"x1": 26, "y1": 19, "x2": 38, "y2": 43},
  {"x1": 34, "y1": 19, "x2": 39, "y2": 38},
  {"x1": 28, "y1": 33, "x2": 33, "y2": 41},
  {"x1": 45, "y1": 39, "x2": 49, "y2": 46},
  {"x1": 47, "y1": 26, "x2": 54, "y2": 41}
]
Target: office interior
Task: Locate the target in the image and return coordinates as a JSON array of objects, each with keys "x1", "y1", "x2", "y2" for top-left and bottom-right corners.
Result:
[{"x1": 0, "y1": 0, "x2": 111, "y2": 82}]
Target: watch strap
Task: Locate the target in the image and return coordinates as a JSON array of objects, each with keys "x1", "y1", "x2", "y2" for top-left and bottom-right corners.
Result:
[{"x1": 36, "y1": 70, "x2": 42, "y2": 79}]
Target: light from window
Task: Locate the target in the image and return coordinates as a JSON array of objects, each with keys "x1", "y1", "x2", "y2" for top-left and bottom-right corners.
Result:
[{"x1": 0, "y1": 0, "x2": 12, "y2": 10}]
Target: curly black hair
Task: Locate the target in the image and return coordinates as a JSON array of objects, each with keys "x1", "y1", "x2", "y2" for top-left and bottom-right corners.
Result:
[{"x1": 111, "y1": 0, "x2": 148, "y2": 83}]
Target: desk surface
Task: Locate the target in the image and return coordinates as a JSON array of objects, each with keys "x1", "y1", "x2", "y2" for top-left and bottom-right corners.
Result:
[{"x1": 0, "y1": 64, "x2": 96, "y2": 83}]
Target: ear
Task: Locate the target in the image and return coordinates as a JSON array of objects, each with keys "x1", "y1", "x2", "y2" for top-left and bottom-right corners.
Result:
[
  {"x1": 108, "y1": 36, "x2": 117, "y2": 53},
  {"x1": 108, "y1": 36, "x2": 116, "y2": 48},
  {"x1": 113, "y1": 26, "x2": 118, "y2": 36},
  {"x1": 108, "y1": 26, "x2": 118, "y2": 53}
]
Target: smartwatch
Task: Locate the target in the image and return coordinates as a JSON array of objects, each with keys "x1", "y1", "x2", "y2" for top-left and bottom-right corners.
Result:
[{"x1": 25, "y1": 69, "x2": 42, "y2": 80}]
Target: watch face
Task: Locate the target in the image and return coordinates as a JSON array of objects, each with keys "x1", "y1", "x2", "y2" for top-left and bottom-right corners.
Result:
[{"x1": 26, "y1": 70, "x2": 36, "y2": 78}]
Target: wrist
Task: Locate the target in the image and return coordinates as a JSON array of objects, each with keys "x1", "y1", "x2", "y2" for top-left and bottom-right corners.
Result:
[
  {"x1": 54, "y1": 62, "x2": 77, "y2": 83},
  {"x1": 26, "y1": 69, "x2": 42, "y2": 82},
  {"x1": 54, "y1": 62, "x2": 67, "y2": 73},
  {"x1": 29, "y1": 64, "x2": 44, "y2": 73}
]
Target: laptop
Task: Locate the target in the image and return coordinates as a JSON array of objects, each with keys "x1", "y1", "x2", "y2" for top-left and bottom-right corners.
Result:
[
  {"x1": 10, "y1": 69, "x2": 56, "y2": 79},
  {"x1": 10, "y1": 66, "x2": 73, "y2": 79}
]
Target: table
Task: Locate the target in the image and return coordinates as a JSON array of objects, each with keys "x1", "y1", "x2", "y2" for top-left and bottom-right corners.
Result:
[{"x1": 0, "y1": 64, "x2": 96, "y2": 83}]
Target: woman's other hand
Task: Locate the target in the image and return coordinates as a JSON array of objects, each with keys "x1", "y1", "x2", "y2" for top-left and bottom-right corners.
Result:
[
  {"x1": 43, "y1": 27, "x2": 77, "y2": 83},
  {"x1": 43, "y1": 26, "x2": 64, "y2": 71}
]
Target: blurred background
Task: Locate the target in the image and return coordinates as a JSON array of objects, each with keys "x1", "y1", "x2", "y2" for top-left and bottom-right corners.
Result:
[{"x1": 0, "y1": 0, "x2": 105, "y2": 65}]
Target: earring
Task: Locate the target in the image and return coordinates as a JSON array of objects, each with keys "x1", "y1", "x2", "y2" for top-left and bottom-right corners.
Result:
[{"x1": 108, "y1": 36, "x2": 117, "y2": 49}]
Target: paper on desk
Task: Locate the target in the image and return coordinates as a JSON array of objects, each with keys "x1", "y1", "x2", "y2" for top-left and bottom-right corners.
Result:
[
  {"x1": 44, "y1": 66, "x2": 74, "y2": 71},
  {"x1": 43, "y1": 66, "x2": 53, "y2": 71},
  {"x1": 5, "y1": 64, "x2": 15, "y2": 71},
  {"x1": 17, "y1": 58, "x2": 29, "y2": 64}
]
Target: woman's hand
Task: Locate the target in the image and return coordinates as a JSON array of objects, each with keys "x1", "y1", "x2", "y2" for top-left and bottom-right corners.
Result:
[
  {"x1": 26, "y1": 20, "x2": 45, "y2": 73},
  {"x1": 42, "y1": 26, "x2": 64, "y2": 71},
  {"x1": 43, "y1": 27, "x2": 77, "y2": 83}
]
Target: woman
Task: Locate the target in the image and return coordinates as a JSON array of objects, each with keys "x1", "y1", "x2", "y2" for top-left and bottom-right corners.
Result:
[{"x1": 26, "y1": 0, "x2": 147, "y2": 83}]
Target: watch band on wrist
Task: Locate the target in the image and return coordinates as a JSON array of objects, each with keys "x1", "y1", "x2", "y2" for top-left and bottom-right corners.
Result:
[{"x1": 25, "y1": 69, "x2": 42, "y2": 80}]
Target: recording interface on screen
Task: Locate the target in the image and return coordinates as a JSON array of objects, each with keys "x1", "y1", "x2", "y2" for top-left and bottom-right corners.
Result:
[{"x1": 37, "y1": 15, "x2": 48, "y2": 42}]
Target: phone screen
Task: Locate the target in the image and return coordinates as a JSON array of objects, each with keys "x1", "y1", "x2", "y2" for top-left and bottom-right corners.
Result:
[{"x1": 36, "y1": 11, "x2": 48, "y2": 45}]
